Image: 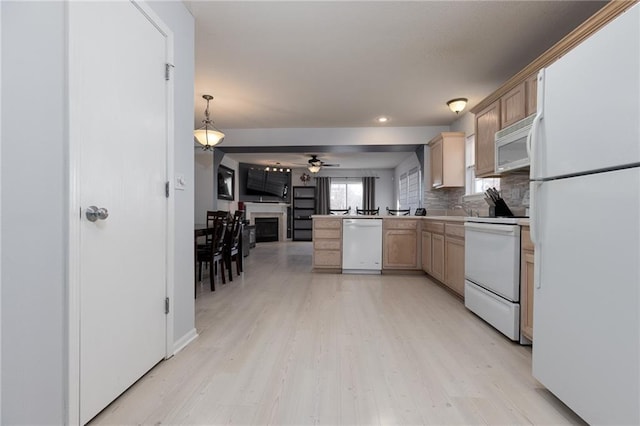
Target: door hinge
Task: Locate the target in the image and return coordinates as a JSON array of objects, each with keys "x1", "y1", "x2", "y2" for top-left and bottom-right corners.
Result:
[
  {"x1": 165, "y1": 63, "x2": 174, "y2": 81},
  {"x1": 165, "y1": 297, "x2": 170, "y2": 315},
  {"x1": 165, "y1": 181, "x2": 170, "y2": 198}
]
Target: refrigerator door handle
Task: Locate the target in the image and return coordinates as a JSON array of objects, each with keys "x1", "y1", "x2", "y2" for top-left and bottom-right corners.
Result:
[
  {"x1": 529, "y1": 69, "x2": 544, "y2": 181},
  {"x1": 529, "y1": 180, "x2": 542, "y2": 288}
]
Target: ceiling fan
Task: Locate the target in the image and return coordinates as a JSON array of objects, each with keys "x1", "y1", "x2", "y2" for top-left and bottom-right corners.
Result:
[{"x1": 304, "y1": 154, "x2": 340, "y2": 173}]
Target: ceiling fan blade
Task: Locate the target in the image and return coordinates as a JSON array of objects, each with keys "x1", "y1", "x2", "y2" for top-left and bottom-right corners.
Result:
[{"x1": 322, "y1": 163, "x2": 340, "y2": 167}]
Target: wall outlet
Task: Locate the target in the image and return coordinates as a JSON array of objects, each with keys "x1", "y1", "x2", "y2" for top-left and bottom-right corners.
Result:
[{"x1": 175, "y1": 174, "x2": 186, "y2": 190}]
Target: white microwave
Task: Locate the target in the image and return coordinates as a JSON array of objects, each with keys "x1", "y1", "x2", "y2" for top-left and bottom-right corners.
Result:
[{"x1": 494, "y1": 114, "x2": 535, "y2": 174}]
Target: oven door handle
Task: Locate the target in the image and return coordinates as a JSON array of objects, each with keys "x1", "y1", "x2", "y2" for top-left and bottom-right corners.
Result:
[{"x1": 464, "y1": 222, "x2": 518, "y2": 235}]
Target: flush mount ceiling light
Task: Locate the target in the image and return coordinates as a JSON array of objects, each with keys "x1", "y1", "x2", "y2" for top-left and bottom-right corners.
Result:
[
  {"x1": 377, "y1": 116, "x2": 389, "y2": 123},
  {"x1": 194, "y1": 94, "x2": 225, "y2": 150},
  {"x1": 447, "y1": 98, "x2": 468, "y2": 114}
]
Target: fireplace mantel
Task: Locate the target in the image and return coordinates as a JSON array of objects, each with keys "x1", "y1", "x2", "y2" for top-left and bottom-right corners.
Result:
[{"x1": 244, "y1": 202, "x2": 290, "y2": 241}]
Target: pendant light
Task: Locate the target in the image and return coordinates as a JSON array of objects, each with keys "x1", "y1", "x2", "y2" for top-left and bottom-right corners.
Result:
[{"x1": 194, "y1": 94, "x2": 225, "y2": 150}]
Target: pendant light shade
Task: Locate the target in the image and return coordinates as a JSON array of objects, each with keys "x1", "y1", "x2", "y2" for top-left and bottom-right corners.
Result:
[
  {"x1": 194, "y1": 94, "x2": 225, "y2": 150},
  {"x1": 308, "y1": 164, "x2": 321, "y2": 174}
]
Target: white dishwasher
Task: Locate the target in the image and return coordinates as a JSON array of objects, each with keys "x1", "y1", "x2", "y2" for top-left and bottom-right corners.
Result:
[{"x1": 342, "y1": 218, "x2": 382, "y2": 274}]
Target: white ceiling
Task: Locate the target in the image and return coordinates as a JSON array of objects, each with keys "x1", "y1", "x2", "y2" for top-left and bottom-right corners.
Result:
[
  {"x1": 222, "y1": 151, "x2": 416, "y2": 169},
  {"x1": 186, "y1": 1, "x2": 606, "y2": 168}
]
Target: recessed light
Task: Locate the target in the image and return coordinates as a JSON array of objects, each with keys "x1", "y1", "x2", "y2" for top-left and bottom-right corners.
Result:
[{"x1": 377, "y1": 116, "x2": 389, "y2": 123}]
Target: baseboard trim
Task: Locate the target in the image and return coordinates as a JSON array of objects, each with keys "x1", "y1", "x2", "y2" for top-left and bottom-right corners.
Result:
[{"x1": 172, "y1": 328, "x2": 198, "y2": 356}]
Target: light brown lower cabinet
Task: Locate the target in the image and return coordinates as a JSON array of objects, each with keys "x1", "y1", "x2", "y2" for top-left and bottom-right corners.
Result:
[
  {"x1": 521, "y1": 226, "x2": 535, "y2": 341},
  {"x1": 312, "y1": 217, "x2": 342, "y2": 270},
  {"x1": 444, "y1": 235, "x2": 465, "y2": 297},
  {"x1": 383, "y1": 219, "x2": 420, "y2": 270},
  {"x1": 422, "y1": 220, "x2": 465, "y2": 298},
  {"x1": 421, "y1": 231, "x2": 432, "y2": 274},
  {"x1": 430, "y1": 233, "x2": 445, "y2": 282}
]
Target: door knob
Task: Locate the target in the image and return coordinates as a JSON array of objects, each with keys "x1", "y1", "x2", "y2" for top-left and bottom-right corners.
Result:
[{"x1": 86, "y1": 206, "x2": 109, "y2": 222}]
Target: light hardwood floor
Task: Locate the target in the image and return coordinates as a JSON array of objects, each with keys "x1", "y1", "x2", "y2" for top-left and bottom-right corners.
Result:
[{"x1": 91, "y1": 241, "x2": 584, "y2": 425}]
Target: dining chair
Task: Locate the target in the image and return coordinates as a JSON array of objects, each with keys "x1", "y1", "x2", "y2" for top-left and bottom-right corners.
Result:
[
  {"x1": 224, "y1": 211, "x2": 244, "y2": 282},
  {"x1": 330, "y1": 206, "x2": 351, "y2": 215},
  {"x1": 386, "y1": 207, "x2": 410, "y2": 216},
  {"x1": 196, "y1": 211, "x2": 228, "y2": 292},
  {"x1": 356, "y1": 207, "x2": 380, "y2": 215}
]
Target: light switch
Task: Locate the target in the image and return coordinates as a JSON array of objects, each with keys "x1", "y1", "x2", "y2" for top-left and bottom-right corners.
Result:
[{"x1": 175, "y1": 174, "x2": 186, "y2": 190}]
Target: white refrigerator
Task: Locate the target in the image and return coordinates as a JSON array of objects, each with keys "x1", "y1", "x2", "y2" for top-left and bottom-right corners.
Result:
[{"x1": 529, "y1": 4, "x2": 640, "y2": 425}]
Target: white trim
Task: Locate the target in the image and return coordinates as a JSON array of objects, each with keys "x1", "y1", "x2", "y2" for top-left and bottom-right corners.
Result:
[
  {"x1": 0, "y1": 0, "x2": 3, "y2": 420},
  {"x1": 172, "y1": 328, "x2": 199, "y2": 355},
  {"x1": 131, "y1": 0, "x2": 176, "y2": 364},
  {"x1": 66, "y1": 2, "x2": 175, "y2": 423}
]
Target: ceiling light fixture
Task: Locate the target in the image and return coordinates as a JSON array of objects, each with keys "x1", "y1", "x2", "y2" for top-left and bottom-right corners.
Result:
[
  {"x1": 447, "y1": 98, "x2": 468, "y2": 114},
  {"x1": 377, "y1": 116, "x2": 389, "y2": 123},
  {"x1": 194, "y1": 94, "x2": 225, "y2": 150},
  {"x1": 308, "y1": 164, "x2": 321, "y2": 174}
]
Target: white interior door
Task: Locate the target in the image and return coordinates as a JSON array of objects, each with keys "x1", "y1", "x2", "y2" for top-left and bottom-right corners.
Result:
[{"x1": 69, "y1": 2, "x2": 169, "y2": 423}]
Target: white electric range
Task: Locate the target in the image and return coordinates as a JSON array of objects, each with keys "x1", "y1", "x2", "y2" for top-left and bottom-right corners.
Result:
[{"x1": 464, "y1": 216, "x2": 530, "y2": 344}]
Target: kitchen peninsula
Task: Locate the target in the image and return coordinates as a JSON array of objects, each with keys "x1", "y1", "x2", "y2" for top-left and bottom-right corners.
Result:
[{"x1": 312, "y1": 215, "x2": 467, "y2": 298}]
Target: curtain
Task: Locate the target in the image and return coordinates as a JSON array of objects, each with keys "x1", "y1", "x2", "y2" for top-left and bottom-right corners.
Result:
[
  {"x1": 362, "y1": 176, "x2": 376, "y2": 210},
  {"x1": 315, "y1": 177, "x2": 331, "y2": 215}
]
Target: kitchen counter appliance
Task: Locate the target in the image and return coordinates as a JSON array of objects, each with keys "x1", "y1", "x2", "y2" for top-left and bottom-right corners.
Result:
[
  {"x1": 342, "y1": 218, "x2": 382, "y2": 274},
  {"x1": 529, "y1": 5, "x2": 639, "y2": 424},
  {"x1": 464, "y1": 216, "x2": 527, "y2": 343}
]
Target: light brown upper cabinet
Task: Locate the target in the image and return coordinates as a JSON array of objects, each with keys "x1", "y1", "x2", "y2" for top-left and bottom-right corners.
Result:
[
  {"x1": 500, "y1": 82, "x2": 527, "y2": 128},
  {"x1": 428, "y1": 132, "x2": 465, "y2": 189},
  {"x1": 525, "y1": 74, "x2": 538, "y2": 117},
  {"x1": 474, "y1": 101, "x2": 501, "y2": 178}
]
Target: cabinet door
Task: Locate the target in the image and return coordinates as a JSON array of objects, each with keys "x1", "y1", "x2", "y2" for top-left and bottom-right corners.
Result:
[
  {"x1": 500, "y1": 82, "x2": 526, "y2": 128},
  {"x1": 525, "y1": 74, "x2": 538, "y2": 117},
  {"x1": 475, "y1": 101, "x2": 501, "y2": 177},
  {"x1": 421, "y1": 231, "x2": 432, "y2": 274},
  {"x1": 431, "y1": 233, "x2": 445, "y2": 282},
  {"x1": 444, "y1": 236, "x2": 465, "y2": 297},
  {"x1": 383, "y1": 229, "x2": 418, "y2": 269},
  {"x1": 430, "y1": 138, "x2": 443, "y2": 188},
  {"x1": 521, "y1": 250, "x2": 535, "y2": 340}
]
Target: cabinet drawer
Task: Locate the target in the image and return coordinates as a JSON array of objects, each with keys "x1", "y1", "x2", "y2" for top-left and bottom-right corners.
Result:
[
  {"x1": 384, "y1": 219, "x2": 418, "y2": 230},
  {"x1": 314, "y1": 229, "x2": 341, "y2": 239},
  {"x1": 314, "y1": 239, "x2": 341, "y2": 250},
  {"x1": 445, "y1": 223, "x2": 465, "y2": 238},
  {"x1": 423, "y1": 221, "x2": 444, "y2": 234},
  {"x1": 521, "y1": 227, "x2": 534, "y2": 251},
  {"x1": 314, "y1": 218, "x2": 342, "y2": 229},
  {"x1": 314, "y1": 250, "x2": 341, "y2": 267}
]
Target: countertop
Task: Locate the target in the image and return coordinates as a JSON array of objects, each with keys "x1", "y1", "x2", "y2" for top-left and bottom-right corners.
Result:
[{"x1": 311, "y1": 215, "x2": 468, "y2": 222}]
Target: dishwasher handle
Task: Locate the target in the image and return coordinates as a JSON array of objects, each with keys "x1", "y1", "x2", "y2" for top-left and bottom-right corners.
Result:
[
  {"x1": 344, "y1": 219, "x2": 382, "y2": 227},
  {"x1": 464, "y1": 222, "x2": 519, "y2": 235}
]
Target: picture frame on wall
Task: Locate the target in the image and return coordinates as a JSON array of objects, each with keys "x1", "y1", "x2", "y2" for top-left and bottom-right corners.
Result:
[{"x1": 217, "y1": 165, "x2": 235, "y2": 201}]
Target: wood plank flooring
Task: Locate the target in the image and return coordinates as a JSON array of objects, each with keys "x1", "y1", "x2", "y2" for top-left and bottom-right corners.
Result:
[{"x1": 90, "y1": 241, "x2": 584, "y2": 425}]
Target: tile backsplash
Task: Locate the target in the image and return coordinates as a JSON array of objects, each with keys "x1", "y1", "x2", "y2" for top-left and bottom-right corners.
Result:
[{"x1": 424, "y1": 171, "x2": 530, "y2": 216}]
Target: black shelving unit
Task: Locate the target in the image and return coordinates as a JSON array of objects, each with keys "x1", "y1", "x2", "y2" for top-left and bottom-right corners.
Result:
[{"x1": 292, "y1": 186, "x2": 315, "y2": 241}]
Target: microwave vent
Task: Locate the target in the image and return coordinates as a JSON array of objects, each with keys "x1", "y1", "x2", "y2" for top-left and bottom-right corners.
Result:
[{"x1": 495, "y1": 114, "x2": 536, "y2": 139}]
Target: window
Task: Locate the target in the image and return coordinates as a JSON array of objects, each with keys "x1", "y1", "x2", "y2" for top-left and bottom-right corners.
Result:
[
  {"x1": 398, "y1": 168, "x2": 421, "y2": 211},
  {"x1": 330, "y1": 180, "x2": 363, "y2": 210},
  {"x1": 465, "y1": 135, "x2": 500, "y2": 196}
]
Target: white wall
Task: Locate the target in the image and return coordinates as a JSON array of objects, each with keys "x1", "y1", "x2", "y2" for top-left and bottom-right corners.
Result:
[
  {"x1": 1, "y1": 1, "x2": 194, "y2": 423},
  {"x1": 450, "y1": 111, "x2": 474, "y2": 136},
  {"x1": 194, "y1": 150, "x2": 214, "y2": 223},
  {"x1": 1, "y1": 2, "x2": 67, "y2": 423}
]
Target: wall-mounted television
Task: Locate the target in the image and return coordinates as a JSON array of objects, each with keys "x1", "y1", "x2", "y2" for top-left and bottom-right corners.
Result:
[{"x1": 239, "y1": 163, "x2": 291, "y2": 202}]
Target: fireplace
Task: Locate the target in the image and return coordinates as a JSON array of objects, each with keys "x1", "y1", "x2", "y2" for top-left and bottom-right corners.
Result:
[{"x1": 255, "y1": 217, "x2": 279, "y2": 242}]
